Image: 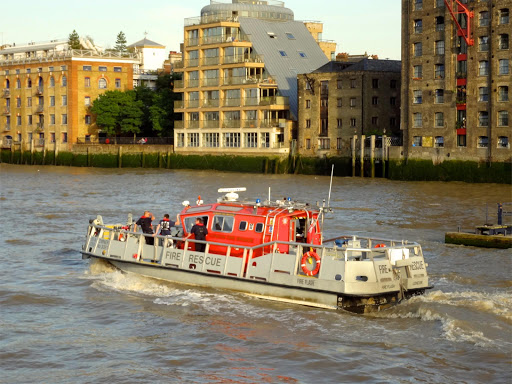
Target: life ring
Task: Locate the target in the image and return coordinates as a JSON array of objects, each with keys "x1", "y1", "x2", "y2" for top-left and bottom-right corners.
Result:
[
  {"x1": 301, "y1": 251, "x2": 321, "y2": 276},
  {"x1": 374, "y1": 243, "x2": 386, "y2": 248}
]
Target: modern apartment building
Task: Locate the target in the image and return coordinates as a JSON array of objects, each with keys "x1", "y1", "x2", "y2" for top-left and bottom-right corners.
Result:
[
  {"x1": 402, "y1": 0, "x2": 511, "y2": 162},
  {"x1": 297, "y1": 59, "x2": 401, "y2": 156},
  {"x1": 0, "y1": 40, "x2": 138, "y2": 151},
  {"x1": 173, "y1": 0, "x2": 330, "y2": 154}
]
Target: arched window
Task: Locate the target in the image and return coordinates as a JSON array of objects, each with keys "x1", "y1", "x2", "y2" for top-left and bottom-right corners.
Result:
[
  {"x1": 98, "y1": 78, "x2": 107, "y2": 89},
  {"x1": 62, "y1": 75, "x2": 67, "y2": 87},
  {"x1": 49, "y1": 76, "x2": 55, "y2": 87},
  {"x1": 16, "y1": 79, "x2": 21, "y2": 89},
  {"x1": 38, "y1": 77, "x2": 44, "y2": 87},
  {"x1": 27, "y1": 78, "x2": 32, "y2": 88},
  {"x1": 5, "y1": 79, "x2": 9, "y2": 89}
]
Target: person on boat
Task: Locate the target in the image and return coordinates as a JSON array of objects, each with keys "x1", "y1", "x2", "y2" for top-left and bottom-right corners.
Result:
[
  {"x1": 134, "y1": 211, "x2": 155, "y2": 245},
  {"x1": 154, "y1": 214, "x2": 177, "y2": 246},
  {"x1": 186, "y1": 217, "x2": 208, "y2": 252}
]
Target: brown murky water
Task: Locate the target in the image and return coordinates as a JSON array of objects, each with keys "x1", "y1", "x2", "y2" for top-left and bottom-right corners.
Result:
[{"x1": 0, "y1": 164, "x2": 510, "y2": 383}]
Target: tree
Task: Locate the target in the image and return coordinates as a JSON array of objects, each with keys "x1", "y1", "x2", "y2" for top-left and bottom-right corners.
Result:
[
  {"x1": 90, "y1": 90, "x2": 143, "y2": 142},
  {"x1": 68, "y1": 30, "x2": 82, "y2": 50},
  {"x1": 114, "y1": 31, "x2": 128, "y2": 54}
]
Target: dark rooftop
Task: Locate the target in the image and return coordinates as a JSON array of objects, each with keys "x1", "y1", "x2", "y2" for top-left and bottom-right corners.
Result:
[{"x1": 313, "y1": 58, "x2": 401, "y2": 73}]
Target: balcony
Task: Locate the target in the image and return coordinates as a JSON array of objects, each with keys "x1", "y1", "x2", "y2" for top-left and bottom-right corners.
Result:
[
  {"x1": 2, "y1": 89, "x2": 10, "y2": 98},
  {"x1": 223, "y1": 98, "x2": 241, "y2": 107},
  {"x1": 223, "y1": 53, "x2": 263, "y2": 65},
  {"x1": 174, "y1": 80, "x2": 184, "y2": 89},
  {"x1": 260, "y1": 119, "x2": 280, "y2": 128},
  {"x1": 203, "y1": 99, "x2": 220, "y2": 108},
  {"x1": 175, "y1": 121, "x2": 184, "y2": 129},
  {"x1": 243, "y1": 119, "x2": 258, "y2": 128},
  {"x1": 174, "y1": 100, "x2": 184, "y2": 109},
  {"x1": 185, "y1": 38, "x2": 200, "y2": 47},
  {"x1": 202, "y1": 78, "x2": 219, "y2": 87},
  {"x1": 203, "y1": 120, "x2": 219, "y2": 128},
  {"x1": 187, "y1": 79, "x2": 200, "y2": 88},
  {"x1": 36, "y1": 105, "x2": 44, "y2": 113},
  {"x1": 202, "y1": 57, "x2": 219, "y2": 66},
  {"x1": 259, "y1": 96, "x2": 289, "y2": 106},
  {"x1": 244, "y1": 97, "x2": 259, "y2": 106},
  {"x1": 4, "y1": 124, "x2": 10, "y2": 131},
  {"x1": 3, "y1": 107, "x2": 10, "y2": 115},
  {"x1": 35, "y1": 138, "x2": 45, "y2": 147},
  {"x1": 2, "y1": 138, "x2": 12, "y2": 148},
  {"x1": 188, "y1": 120, "x2": 200, "y2": 129},
  {"x1": 36, "y1": 122, "x2": 44, "y2": 130},
  {"x1": 35, "y1": 86, "x2": 44, "y2": 95},
  {"x1": 222, "y1": 119, "x2": 242, "y2": 128},
  {"x1": 188, "y1": 99, "x2": 199, "y2": 108}
]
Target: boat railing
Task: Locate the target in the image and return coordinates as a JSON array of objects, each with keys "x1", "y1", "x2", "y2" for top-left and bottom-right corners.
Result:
[{"x1": 84, "y1": 223, "x2": 422, "y2": 281}]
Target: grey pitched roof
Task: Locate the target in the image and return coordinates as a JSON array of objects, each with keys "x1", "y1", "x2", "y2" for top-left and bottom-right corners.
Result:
[
  {"x1": 239, "y1": 18, "x2": 329, "y2": 120},
  {"x1": 128, "y1": 38, "x2": 165, "y2": 48},
  {"x1": 314, "y1": 58, "x2": 401, "y2": 74},
  {"x1": 0, "y1": 40, "x2": 67, "y2": 54}
]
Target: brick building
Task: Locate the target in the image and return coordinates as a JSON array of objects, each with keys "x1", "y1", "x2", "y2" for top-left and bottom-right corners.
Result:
[
  {"x1": 297, "y1": 58, "x2": 401, "y2": 156},
  {"x1": 401, "y1": 0, "x2": 511, "y2": 162},
  {"x1": 1, "y1": 40, "x2": 138, "y2": 152}
]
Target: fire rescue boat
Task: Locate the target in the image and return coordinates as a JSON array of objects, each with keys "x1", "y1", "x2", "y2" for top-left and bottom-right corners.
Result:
[{"x1": 81, "y1": 188, "x2": 432, "y2": 313}]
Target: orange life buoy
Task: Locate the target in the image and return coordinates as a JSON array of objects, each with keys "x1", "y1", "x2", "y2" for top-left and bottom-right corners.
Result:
[
  {"x1": 375, "y1": 243, "x2": 386, "y2": 248},
  {"x1": 301, "y1": 251, "x2": 321, "y2": 276}
]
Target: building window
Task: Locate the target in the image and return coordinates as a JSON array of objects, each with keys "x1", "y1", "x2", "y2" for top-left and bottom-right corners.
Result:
[
  {"x1": 499, "y1": 34, "x2": 509, "y2": 50},
  {"x1": 413, "y1": 90, "x2": 422, "y2": 104},
  {"x1": 498, "y1": 86, "x2": 509, "y2": 102},
  {"x1": 498, "y1": 136, "x2": 509, "y2": 148},
  {"x1": 478, "y1": 111, "x2": 489, "y2": 126},
  {"x1": 435, "y1": 64, "x2": 445, "y2": 79},
  {"x1": 16, "y1": 115, "x2": 21, "y2": 126},
  {"x1": 50, "y1": 132, "x2": 55, "y2": 143},
  {"x1": 85, "y1": 115, "x2": 91, "y2": 125},
  {"x1": 50, "y1": 96, "x2": 55, "y2": 106},
  {"x1": 413, "y1": 65, "x2": 422, "y2": 79},
  {"x1": 305, "y1": 81, "x2": 311, "y2": 90},
  {"x1": 298, "y1": 51, "x2": 307, "y2": 58},
  {"x1": 16, "y1": 97, "x2": 21, "y2": 108},
  {"x1": 478, "y1": 136, "x2": 489, "y2": 148},
  {"x1": 279, "y1": 50, "x2": 287, "y2": 57},
  {"x1": 390, "y1": 97, "x2": 397, "y2": 105},
  {"x1": 435, "y1": 112, "x2": 444, "y2": 127},
  {"x1": 413, "y1": 42, "x2": 422, "y2": 57},
  {"x1": 16, "y1": 79, "x2": 21, "y2": 89},
  {"x1": 414, "y1": 19, "x2": 422, "y2": 34},
  {"x1": 413, "y1": 136, "x2": 422, "y2": 147},
  {"x1": 62, "y1": 132, "x2": 67, "y2": 143},
  {"x1": 414, "y1": 0, "x2": 422, "y2": 11},
  {"x1": 372, "y1": 96, "x2": 378, "y2": 105},
  {"x1": 224, "y1": 132, "x2": 240, "y2": 147},
  {"x1": 85, "y1": 96, "x2": 91, "y2": 106},
  {"x1": 337, "y1": 138, "x2": 342, "y2": 150},
  {"x1": 305, "y1": 99, "x2": 311, "y2": 108},
  {"x1": 245, "y1": 132, "x2": 258, "y2": 148},
  {"x1": 83, "y1": 65, "x2": 92, "y2": 71},
  {"x1": 350, "y1": 98, "x2": 356, "y2": 107},
  {"x1": 62, "y1": 75, "x2": 67, "y2": 87},
  {"x1": 499, "y1": 59, "x2": 509, "y2": 75},
  {"x1": 50, "y1": 114, "x2": 55, "y2": 125},
  {"x1": 114, "y1": 67, "x2": 122, "y2": 72},
  {"x1": 337, "y1": 98, "x2": 342, "y2": 107},
  {"x1": 320, "y1": 99, "x2": 328, "y2": 107},
  {"x1": 204, "y1": 133, "x2": 219, "y2": 147},
  {"x1": 305, "y1": 138, "x2": 311, "y2": 149},
  {"x1": 479, "y1": 61, "x2": 489, "y2": 76},
  {"x1": 372, "y1": 79, "x2": 379, "y2": 88},
  {"x1": 413, "y1": 113, "x2": 422, "y2": 127},
  {"x1": 99, "y1": 66, "x2": 107, "y2": 72},
  {"x1": 85, "y1": 77, "x2": 90, "y2": 87},
  {"x1": 337, "y1": 119, "x2": 342, "y2": 127},
  {"x1": 390, "y1": 79, "x2": 397, "y2": 88},
  {"x1": 261, "y1": 132, "x2": 270, "y2": 148},
  {"x1": 500, "y1": 8, "x2": 510, "y2": 25},
  {"x1": 62, "y1": 95, "x2": 67, "y2": 106},
  {"x1": 337, "y1": 79, "x2": 342, "y2": 89},
  {"x1": 350, "y1": 118, "x2": 356, "y2": 127},
  {"x1": 285, "y1": 32, "x2": 295, "y2": 39},
  {"x1": 27, "y1": 78, "x2": 32, "y2": 88},
  {"x1": 99, "y1": 78, "x2": 107, "y2": 89},
  {"x1": 115, "y1": 78, "x2": 121, "y2": 88},
  {"x1": 498, "y1": 111, "x2": 509, "y2": 126},
  {"x1": 435, "y1": 40, "x2": 445, "y2": 55},
  {"x1": 479, "y1": 36, "x2": 489, "y2": 52},
  {"x1": 28, "y1": 115, "x2": 32, "y2": 125},
  {"x1": 26, "y1": 68, "x2": 31, "y2": 74},
  {"x1": 390, "y1": 117, "x2": 397, "y2": 127},
  {"x1": 436, "y1": 16, "x2": 445, "y2": 31},
  {"x1": 434, "y1": 89, "x2": 444, "y2": 103},
  {"x1": 62, "y1": 114, "x2": 68, "y2": 125},
  {"x1": 188, "y1": 133, "x2": 199, "y2": 147},
  {"x1": 457, "y1": 134, "x2": 466, "y2": 147},
  {"x1": 479, "y1": 87, "x2": 489, "y2": 102},
  {"x1": 434, "y1": 136, "x2": 444, "y2": 148},
  {"x1": 318, "y1": 138, "x2": 330, "y2": 150},
  {"x1": 49, "y1": 76, "x2": 55, "y2": 87},
  {"x1": 350, "y1": 79, "x2": 356, "y2": 88},
  {"x1": 27, "y1": 97, "x2": 32, "y2": 107},
  {"x1": 305, "y1": 119, "x2": 311, "y2": 128},
  {"x1": 176, "y1": 133, "x2": 185, "y2": 147},
  {"x1": 371, "y1": 116, "x2": 378, "y2": 125},
  {"x1": 479, "y1": 11, "x2": 489, "y2": 27}
]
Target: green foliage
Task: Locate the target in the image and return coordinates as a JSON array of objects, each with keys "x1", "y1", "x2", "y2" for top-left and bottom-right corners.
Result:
[
  {"x1": 72, "y1": 154, "x2": 88, "y2": 167},
  {"x1": 68, "y1": 30, "x2": 82, "y2": 49},
  {"x1": 32, "y1": 151, "x2": 44, "y2": 165},
  {"x1": 91, "y1": 154, "x2": 118, "y2": 168},
  {"x1": 143, "y1": 153, "x2": 160, "y2": 168},
  {"x1": 90, "y1": 90, "x2": 143, "y2": 139},
  {"x1": 114, "y1": 31, "x2": 128, "y2": 53},
  {"x1": 121, "y1": 154, "x2": 142, "y2": 168},
  {"x1": 56, "y1": 152, "x2": 74, "y2": 166}
]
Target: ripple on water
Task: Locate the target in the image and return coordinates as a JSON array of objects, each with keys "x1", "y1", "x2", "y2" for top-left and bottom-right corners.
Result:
[{"x1": 0, "y1": 290, "x2": 66, "y2": 306}]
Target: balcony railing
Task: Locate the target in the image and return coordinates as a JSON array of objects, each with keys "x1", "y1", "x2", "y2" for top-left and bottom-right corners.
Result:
[
  {"x1": 188, "y1": 100, "x2": 200, "y2": 108},
  {"x1": 37, "y1": 122, "x2": 44, "y2": 130},
  {"x1": 35, "y1": 138, "x2": 45, "y2": 147},
  {"x1": 202, "y1": 57, "x2": 219, "y2": 66},
  {"x1": 4, "y1": 124, "x2": 10, "y2": 131},
  {"x1": 3, "y1": 89, "x2": 10, "y2": 98},
  {"x1": 175, "y1": 121, "x2": 184, "y2": 129},
  {"x1": 188, "y1": 120, "x2": 200, "y2": 129},
  {"x1": 202, "y1": 78, "x2": 219, "y2": 87},
  {"x1": 243, "y1": 119, "x2": 258, "y2": 128},
  {"x1": 187, "y1": 79, "x2": 200, "y2": 88},
  {"x1": 259, "y1": 96, "x2": 289, "y2": 106},
  {"x1": 36, "y1": 105, "x2": 44, "y2": 113},
  {"x1": 260, "y1": 119, "x2": 280, "y2": 128},
  {"x1": 223, "y1": 53, "x2": 263, "y2": 65},
  {"x1": 3, "y1": 107, "x2": 10, "y2": 114},
  {"x1": 185, "y1": 38, "x2": 200, "y2": 47},
  {"x1": 36, "y1": 86, "x2": 44, "y2": 95},
  {"x1": 203, "y1": 120, "x2": 219, "y2": 128},
  {"x1": 244, "y1": 97, "x2": 259, "y2": 106},
  {"x1": 203, "y1": 99, "x2": 220, "y2": 108},
  {"x1": 174, "y1": 80, "x2": 184, "y2": 88},
  {"x1": 222, "y1": 119, "x2": 242, "y2": 128},
  {"x1": 174, "y1": 100, "x2": 184, "y2": 109},
  {"x1": 223, "y1": 98, "x2": 241, "y2": 107}
]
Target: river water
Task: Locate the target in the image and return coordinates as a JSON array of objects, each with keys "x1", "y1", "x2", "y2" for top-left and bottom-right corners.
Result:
[{"x1": 0, "y1": 164, "x2": 510, "y2": 384}]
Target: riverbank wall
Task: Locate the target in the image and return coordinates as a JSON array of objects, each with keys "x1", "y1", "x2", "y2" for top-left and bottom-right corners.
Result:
[{"x1": 1, "y1": 146, "x2": 510, "y2": 183}]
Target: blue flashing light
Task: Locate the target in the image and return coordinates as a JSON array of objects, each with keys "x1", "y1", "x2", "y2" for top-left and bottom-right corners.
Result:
[
  {"x1": 256, "y1": 198, "x2": 261, "y2": 204},
  {"x1": 287, "y1": 197, "x2": 291, "y2": 201}
]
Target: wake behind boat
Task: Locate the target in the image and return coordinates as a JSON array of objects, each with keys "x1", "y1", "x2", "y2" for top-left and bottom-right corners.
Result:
[{"x1": 81, "y1": 188, "x2": 432, "y2": 313}]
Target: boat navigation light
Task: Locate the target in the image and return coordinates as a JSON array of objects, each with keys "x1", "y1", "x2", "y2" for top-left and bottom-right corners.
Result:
[
  {"x1": 256, "y1": 198, "x2": 261, "y2": 205},
  {"x1": 182, "y1": 200, "x2": 190, "y2": 206}
]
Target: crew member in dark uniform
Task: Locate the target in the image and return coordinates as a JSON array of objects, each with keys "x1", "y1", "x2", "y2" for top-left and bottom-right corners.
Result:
[
  {"x1": 134, "y1": 211, "x2": 155, "y2": 245},
  {"x1": 186, "y1": 217, "x2": 208, "y2": 252},
  {"x1": 154, "y1": 214, "x2": 176, "y2": 246}
]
